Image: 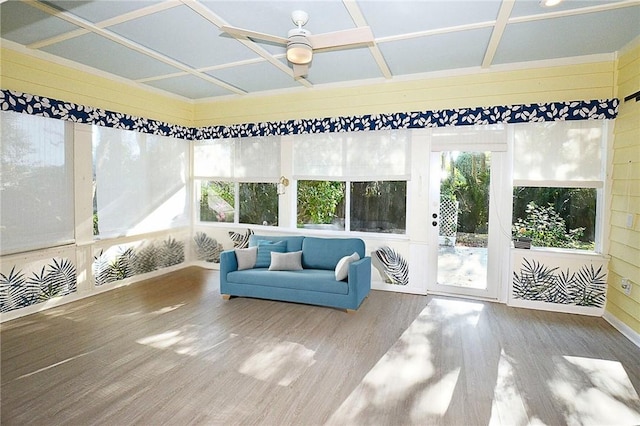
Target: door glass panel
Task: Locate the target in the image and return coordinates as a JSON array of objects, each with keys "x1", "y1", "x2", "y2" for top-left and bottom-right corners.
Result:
[{"x1": 437, "y1": 151, "x2": 490, "y2": 290}]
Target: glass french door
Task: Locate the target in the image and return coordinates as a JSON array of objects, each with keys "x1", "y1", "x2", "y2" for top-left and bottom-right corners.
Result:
[{"x1": 427, "y1": 150, "x2": 503, "y2": 299}]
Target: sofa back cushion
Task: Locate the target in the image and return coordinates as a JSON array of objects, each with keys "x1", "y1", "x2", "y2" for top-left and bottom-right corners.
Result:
[
  {"x1": 255, "y1": 240, "x2": 286, "y2": 268},
  {"x1": 302, "y1": 237, "x2": 365, "y2": 270},
  {"x1": 249, "y1": 235, "x2": 304, "y2": 252}
]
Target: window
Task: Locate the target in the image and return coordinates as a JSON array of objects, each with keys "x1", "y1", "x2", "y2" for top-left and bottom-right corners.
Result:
[
  {"x1": 200, "y1": 181, "x2": 234, "y2": 223},
  {"x1": 513, "y1": 187, "x2": 597, "y2": 250},
  {"x1": 297, "y1": 181, "x2": 346, "y2": 230},
  {"x1": 351, "y1": 181, "x2": 406, "y2": 233},
  {"x1": 0, "y1": 111, "x2": 74, "y2": 254},
  {"x1": 93, "y1": 126, "x2": 190, "y2": 238},
  {"x1": 512, "y1": 120, "x2": 606, "y2": 251},
  {"x1": 194, "y1": 136, "x2": 280, "y2": 226},
  {"x1": 293, "y1": 130, "x2": 410, "y2": 234}
]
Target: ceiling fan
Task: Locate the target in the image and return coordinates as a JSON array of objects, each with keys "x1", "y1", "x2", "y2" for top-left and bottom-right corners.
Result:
[{"x1": 220, "y1": 10, "x2": 374, "y2": 78}]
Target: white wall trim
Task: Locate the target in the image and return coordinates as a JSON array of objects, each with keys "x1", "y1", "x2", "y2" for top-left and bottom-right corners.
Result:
[
  {"x1": 508, "y1": 299, "x2": 605, "y2": 316},
  {"x1": 603, "y1": 311, "x2": 640, "y2": 348}
]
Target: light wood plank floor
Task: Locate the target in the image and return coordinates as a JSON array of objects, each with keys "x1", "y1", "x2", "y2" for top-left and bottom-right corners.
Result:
[{"x1": 2, "y1": 267, "x2": 639, "y2": 425}]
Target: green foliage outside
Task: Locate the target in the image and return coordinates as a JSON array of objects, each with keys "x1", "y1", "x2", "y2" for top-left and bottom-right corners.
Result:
[
  {"x1": 440, "y1": 152, "x2": 490, "y2": 234},
  {"x1": 513, "y1": 187, "x2": 596, "y2": 242},
  {"x1": 239, "y1": 183, "x2": 278, "y2": 226},
  {"x1": 93, "y1": 213, "x2": 99, "y2": 236},
  {"x1": 513, "y1": 202, "x2": 592, "y2": 250},
  {"x1": 297, "y1": 181, "x2": 345, "y2": 226},
  {"x1": 200, "y1": 181, "x2": 234, "y2": 222}
]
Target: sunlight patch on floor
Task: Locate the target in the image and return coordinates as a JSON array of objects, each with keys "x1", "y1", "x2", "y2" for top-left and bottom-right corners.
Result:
[
  {"x1": 151, "y1": 303, "x2": 185, "y2": 315},
  {"x1": 432, "y1": 297, "x2": 485, "y2": 327},
  {"x1": 328, "y1": 299, "x2": 477, "y2": 424},
  {"x1": 411, "y1": 367, "x2": 461, "y2": 419},
  {"x1": 549, "y1": 355, "x2": 640, "y2": 425},
  {"x1": 136, "y1": 330, "x2": 184, "y2": 349},
  {"x1": 489, "y1": 349, "x2": 529, "y2": 426},
  {"x1": 238, "y1": 340, "x2": 316, "y2": 386}
]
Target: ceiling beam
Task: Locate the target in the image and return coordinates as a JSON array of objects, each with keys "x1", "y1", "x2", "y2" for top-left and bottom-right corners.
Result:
[
  {"x1": 482, "y1": 0, "x2": 515, "y2": 69},
  {"x1": 343, "y1": 0, "x2": 392, "y2": 79},
  {"x1": 22, "y1": 0, "x2": 247, "y2": 95},
  {"x1": 376, "y1": 21, "x2": 496, "y2": 44}
]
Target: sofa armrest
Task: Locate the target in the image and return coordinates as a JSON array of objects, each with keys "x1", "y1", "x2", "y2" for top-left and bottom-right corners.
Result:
[
  {"x1": 219, "y1": 250, "x2": 237, "y2": 294},
  {"x1": 347, "y1": 256, "x2": 372, "y2": 306}
]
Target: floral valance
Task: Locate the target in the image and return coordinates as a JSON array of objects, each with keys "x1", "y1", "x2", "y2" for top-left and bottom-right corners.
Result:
[{"x1": 1, "y1": 89, "x2": 619, "y2": 141}]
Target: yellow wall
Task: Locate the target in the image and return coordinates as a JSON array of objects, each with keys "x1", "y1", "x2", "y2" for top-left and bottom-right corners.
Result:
[
  {"x1": 0, "y1": 47, "x2": 193, "y2": 127},
  {"x1": 607, "y1": 42, "x2": 640, "y2": 335},
  {"x1": 194, "y1": 61, "x2": 615, "y2": 126}
]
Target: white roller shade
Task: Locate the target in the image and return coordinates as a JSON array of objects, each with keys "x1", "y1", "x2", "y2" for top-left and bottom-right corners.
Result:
[
  {"x1": 513, "y1": 120, "x2": 604, "y2": 187},
  {"x1": 293, "y1": 130, "x2": 410, "y2": 180},
  {"x1": 0, "y1": 111, "x2": 74, "y2": 255},
  {"x1": 293, "y1": 133, "x2": 344, "y2": 178},
  {"x1": 194, "y1": 138, "x2": 234, "y2": 178},
  {"x1": 94, "y1": 126, "x2": 190, "y2": 238},
  {"x1": 194, "y1": 136, "x2": 280, "y2": 181},
  {"x1": 431, "y1": 124, "x2": 508, "y2": 152}
]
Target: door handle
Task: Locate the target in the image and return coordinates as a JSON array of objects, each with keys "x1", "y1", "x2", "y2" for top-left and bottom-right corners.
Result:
[{"x1": 432, "y1": 221, "x2": 438, "y2": 227}]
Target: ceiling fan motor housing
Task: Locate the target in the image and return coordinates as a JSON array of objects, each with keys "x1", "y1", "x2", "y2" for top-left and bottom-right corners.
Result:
[{"x1": 287, "y1": 28, "x2": 313, "y2": 64}]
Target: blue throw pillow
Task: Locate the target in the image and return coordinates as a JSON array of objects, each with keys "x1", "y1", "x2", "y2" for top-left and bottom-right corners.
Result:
[{"x1": 255, "y1": 240, "x2": 286, "y2": 268}]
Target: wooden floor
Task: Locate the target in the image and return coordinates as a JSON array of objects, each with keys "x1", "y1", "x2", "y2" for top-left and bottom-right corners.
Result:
[{"x1": 2, "y1": 267, "x2": 639, "y2": 425}]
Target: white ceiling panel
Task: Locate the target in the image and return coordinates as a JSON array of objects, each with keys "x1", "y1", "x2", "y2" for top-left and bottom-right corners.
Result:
[
  {"x1": 109, "y1": 5, "x2": 258, "y2": 69},
  {"x1": 44, "y1": 1, "x2": 162, "y2": 23},
  {"x1": 143, "y1": 74, "x2": 234, "y2": 99},
  {"x1": 206, "y1": 62, "x2": 300, "y2": 93},
  {"x1": 40, "y1": 32, "x2": 182, "y2": 80},
  {"x1": 2, "y1": 0, "x2": 639, "y2": 100},
  {"x1": 379, "y1": 28, "x2": 493, "y2": 75},
  {"x1": 494, "y1": 6, "x2": 640, "y2": 64},
  {"x1": 0, "y1": 1, "x2": 80, "y2": 45},
  {"x1": 358, "y1": 0, "x2": 502, "y2": 37}
]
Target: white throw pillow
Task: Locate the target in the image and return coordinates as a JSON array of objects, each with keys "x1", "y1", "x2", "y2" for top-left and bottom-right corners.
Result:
[
  {"x1": 335, "y1": 252, "x2": 360, "y2": 281},
  {"x1": 235, "y1": 246, "x2": 258, "y2": 270},
  {"x1": 269, "y1": 251, "x2": 303, "y2": 271}
]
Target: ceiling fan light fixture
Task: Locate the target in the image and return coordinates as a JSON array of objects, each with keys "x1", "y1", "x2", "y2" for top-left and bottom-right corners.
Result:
[
  {"x1": 539, "y1": 0, "x2": 563, "y2": 7},
  {"x1": 286, "y1": 33, "x2": 313, "y2": 64}
]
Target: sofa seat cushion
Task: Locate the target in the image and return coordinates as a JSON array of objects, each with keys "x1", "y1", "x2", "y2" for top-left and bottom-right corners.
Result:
[{"x1": 227, "y1": 269, "x2": 348, "y2": 295}]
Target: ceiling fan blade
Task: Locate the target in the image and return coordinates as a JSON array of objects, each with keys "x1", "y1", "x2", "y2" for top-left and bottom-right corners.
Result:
[
  {"x1": 220, "y1": 25, "x2": 287, "y2": 45},
  {"x1": 293, "y1": 64, "x2": 309, "y2": 78},
  {"x1": 308, "y1": 27, "x2": 374, "y2": 50}
]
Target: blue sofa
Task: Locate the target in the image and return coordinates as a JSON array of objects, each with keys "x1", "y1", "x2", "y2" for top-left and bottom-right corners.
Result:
[{"x1": 220, "y1": 235, "x2": 371, "y2": 311}]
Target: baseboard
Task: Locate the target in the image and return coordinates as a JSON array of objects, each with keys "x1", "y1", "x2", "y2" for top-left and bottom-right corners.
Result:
[
  {"x1": 508, "y1": 298, "x2": 605, "y2": 316},
  {"x1": 603, "y1": 311, "x2": 640, "y2": 349}
]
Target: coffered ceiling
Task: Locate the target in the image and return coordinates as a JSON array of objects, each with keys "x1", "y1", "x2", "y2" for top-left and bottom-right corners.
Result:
[{"x1": 1, "y1": 0, "x2": 639, "y2": 101}]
